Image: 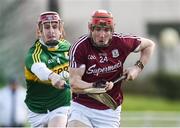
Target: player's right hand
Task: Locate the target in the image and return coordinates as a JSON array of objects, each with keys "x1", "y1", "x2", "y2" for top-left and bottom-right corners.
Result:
[
  {"x1": 92, "y1": 79, "x2": 107, "y2": 88},
  {"x1": 48, "y1": 72, "x2": 66, "y2": 89},
  {"x1": 104, "y1": 81, "x2": 114, "y2": 91}
]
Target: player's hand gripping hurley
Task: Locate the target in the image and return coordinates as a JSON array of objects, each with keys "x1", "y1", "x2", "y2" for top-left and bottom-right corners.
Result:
[
  {"x1": 82, "y1": 75, "x2": 127, "y2": 94},
  {"x1": 85, "y1": 75, "x2": 127, "y2": 110},
  {"x1": 62, "y1": 73, "x2": 127, "y2": 93}
]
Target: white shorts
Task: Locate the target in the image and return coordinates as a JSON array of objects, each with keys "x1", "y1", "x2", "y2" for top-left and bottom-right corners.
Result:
[
  {"x1": 27, "y1": 106, "x2": 70, "y2": 127},
  {"x1": 68, "y1": 101, "x2": 121, "y2": 128}
]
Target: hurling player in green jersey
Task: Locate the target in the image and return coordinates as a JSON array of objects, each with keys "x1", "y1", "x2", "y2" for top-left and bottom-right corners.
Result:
[{"x1": 24, "y1": 11, "x2": 71, "y2": 127}]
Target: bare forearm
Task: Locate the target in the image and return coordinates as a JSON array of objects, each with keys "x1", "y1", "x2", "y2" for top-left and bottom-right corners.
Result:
[
  {"x1": 70, "y1": 77, "x2": 93, "y2": 89},
  {"x1": 139, "y1": 38, "x2": 155, "y2": 65},
  {"x1": 124, "y1": 39, "x2": 155, "y2": 80},
  {"x1": 140, "y1": 43, "x2": 155, "y2": 65},
  {"x1": 69, "y1": 67, "x2": 93, "y2": 89}
]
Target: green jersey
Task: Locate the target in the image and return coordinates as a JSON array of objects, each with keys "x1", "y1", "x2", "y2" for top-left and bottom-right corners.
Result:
[{"x1": 24, "y1": 39, "x2": 71, "y2": 113}]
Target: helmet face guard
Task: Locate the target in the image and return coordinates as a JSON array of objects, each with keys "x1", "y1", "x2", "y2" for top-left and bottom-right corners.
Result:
[
  {"x1": 37, "y1": 11, "x2": 62, "y2": 48},
  {"x1": 89, "y1": 10, "x2": 114, "y2": 32}
]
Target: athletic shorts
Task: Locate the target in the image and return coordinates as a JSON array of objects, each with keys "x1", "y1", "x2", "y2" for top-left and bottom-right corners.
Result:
[
  {"x1": 27, "y1": 106, "x2": 70, "y2": 127},
  {"x1": 68, "y1": 101, "x2": 121, "y2": 128}
]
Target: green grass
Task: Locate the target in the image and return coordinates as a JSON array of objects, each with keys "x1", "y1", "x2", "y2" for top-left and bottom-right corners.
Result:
[{"x1": 122, "y1": 94, "x2": 180, "y2": 111}]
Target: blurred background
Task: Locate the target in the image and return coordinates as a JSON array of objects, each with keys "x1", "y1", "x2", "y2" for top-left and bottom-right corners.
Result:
[{"x1": 0, "y1": 0, "x2": 180, "y2": 127}]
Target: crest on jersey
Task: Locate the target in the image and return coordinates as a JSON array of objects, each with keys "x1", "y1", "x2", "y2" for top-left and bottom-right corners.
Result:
[{"x1": 112, "y1": 49, "x2": 119, "y2": 58}]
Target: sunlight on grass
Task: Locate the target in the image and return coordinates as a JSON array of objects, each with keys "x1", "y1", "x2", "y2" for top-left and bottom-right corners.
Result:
[{"x1": 122, "y1": 94, "x2": 180, "y2": 111}]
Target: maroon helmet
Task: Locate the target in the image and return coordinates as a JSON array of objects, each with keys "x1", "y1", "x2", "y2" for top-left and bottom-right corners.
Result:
[{"x1": 38, "y1": 11, "x2": 61, "y2": 25}]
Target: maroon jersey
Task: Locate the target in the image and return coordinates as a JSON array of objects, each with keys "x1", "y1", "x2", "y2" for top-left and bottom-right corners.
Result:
[{"x1": 69, "y1": 33, "x2": 141, "y2": 110}]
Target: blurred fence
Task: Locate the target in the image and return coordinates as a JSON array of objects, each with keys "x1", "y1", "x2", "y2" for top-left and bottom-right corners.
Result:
[{"x1": 121, "y1": 111, "x2": 180, "y2": 127}]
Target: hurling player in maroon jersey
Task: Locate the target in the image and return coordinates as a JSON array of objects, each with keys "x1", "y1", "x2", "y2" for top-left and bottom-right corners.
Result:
[{"x1": 68, "y1": 10, "x2": 155, "y2": 127}]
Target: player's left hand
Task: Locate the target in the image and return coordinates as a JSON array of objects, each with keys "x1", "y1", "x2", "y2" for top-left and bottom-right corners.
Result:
[
  {"x1": 123, "y1": 65, "x2": 142, "y2": 81},
  {"x1": 48, "y1": 72, "x2": 66, "y2": 89}
]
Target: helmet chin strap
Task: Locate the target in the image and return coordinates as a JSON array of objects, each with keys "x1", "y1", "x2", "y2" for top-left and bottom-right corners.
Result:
[
  {"x1": 45, "y1": 40, "x2": 59, "y2": 47},
  {"x1": 39, "y1": 38, "x2": 59, "y2": 48}
]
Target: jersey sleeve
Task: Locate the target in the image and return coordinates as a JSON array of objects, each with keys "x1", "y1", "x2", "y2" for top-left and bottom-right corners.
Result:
[{"x1": 121, "y1": 35, "x2": 141, "y2": 55}]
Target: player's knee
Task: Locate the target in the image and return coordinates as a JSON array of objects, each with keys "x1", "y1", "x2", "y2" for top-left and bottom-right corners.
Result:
[{"x1": 67, "y1": 120, "x2": 90, "y2": 128}]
